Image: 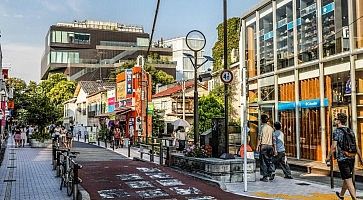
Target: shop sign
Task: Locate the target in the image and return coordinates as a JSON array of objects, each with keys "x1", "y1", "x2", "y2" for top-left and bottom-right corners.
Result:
[
  {"x1": 299, "y1": 98, "x2": 328, "y2": 109},
  {"x1": 126, "y1": 69, "x2": 133, "y2": 97},
  {"x1": 278, "y1": 102, "x2": 296, "y2": 111},
  {"x1": 147, "y1": 103, "x2": 154, "y2": 115},
  {"x1": 118, "y1": 98, "x2": 134, "y2": 108},
  {"x1": 117, "y1": 81, "x2": 126, "y2": 100},
  {"x1": 345, "y1": 79, "x2": 351, "y2": 94}
]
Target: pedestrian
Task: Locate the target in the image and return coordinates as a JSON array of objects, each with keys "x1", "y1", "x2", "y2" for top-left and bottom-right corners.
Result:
[
  {"x1": 14, "y1": 126, "x2": 21, "y2": 148},
  {"x1": 20, "y1": 126, "x2": 27, "y2": 147},
  {"x1": 176, "y1": 126, "x2": 186, "y2": 151},
  {"x1": 114, "y1": 127, "x2": 121, "y2": 149},
  {"x1": 326, "y1": 113, "x2": 363, "y2": 200},
  {"x1": 272, "y1": 121, "x2": 293, "y2": 180},
  {"x1": 256, "y1": 114, "x2": 275, "y2": 182}
]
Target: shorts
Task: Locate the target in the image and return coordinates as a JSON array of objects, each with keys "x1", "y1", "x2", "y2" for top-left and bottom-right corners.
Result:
[{"x1": 338, "y1": 159, "x2": 355, "y2": 180}]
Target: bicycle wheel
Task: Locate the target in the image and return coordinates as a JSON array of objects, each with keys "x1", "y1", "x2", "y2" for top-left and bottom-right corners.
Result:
[
  {"x1": 67, "y1": 176, "x2": 73, "y2": 196},
  {"x1": 59, "y1": 166, "x2": 64, "y2": 190}
]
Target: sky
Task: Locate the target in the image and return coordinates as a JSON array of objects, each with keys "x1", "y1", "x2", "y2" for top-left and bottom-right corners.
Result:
[{"x1": 0, "y1": 0, "x2": 257, "y2": 82}]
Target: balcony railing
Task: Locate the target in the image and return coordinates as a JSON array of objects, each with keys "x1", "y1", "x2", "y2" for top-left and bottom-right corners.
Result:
[{"x1": 172, "y1": 103, "x2": 193, "y2": 114}]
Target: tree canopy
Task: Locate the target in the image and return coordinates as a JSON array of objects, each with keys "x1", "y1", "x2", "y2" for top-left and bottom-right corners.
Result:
[
  {"x1": 198, "y1": 93, "x2": 224, "y2": 134},
  {"x1": 7, "y1": 73, "x2": 76, "y2": 131}
]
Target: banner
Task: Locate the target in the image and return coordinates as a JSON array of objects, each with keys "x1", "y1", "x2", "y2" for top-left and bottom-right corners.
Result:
[{"x1": 126, "y1": 69, "x2": 133, "y2": 97}]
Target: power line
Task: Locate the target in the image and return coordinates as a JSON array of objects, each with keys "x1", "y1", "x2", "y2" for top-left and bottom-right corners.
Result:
[{"x1": 146, "y1": 0, "x2": 161, "y2": 58}]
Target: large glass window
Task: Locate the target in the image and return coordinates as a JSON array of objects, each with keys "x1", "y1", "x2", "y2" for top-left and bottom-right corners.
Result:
[
  {"x1": 355, "y1": 1, "x2": 363, "y2": 49},
  {"x1": 51, "y1": 31, "x2": 90, "y2": 44},
  {"x1": 50, "y1": 51, "x2": 80, "y2": 64},
  {"x1": 261, "y1": 85, "x2": 275, "y2": 101},
  {"x1": 277, "y1": 1, "x2": 294, "y2": 69},
  {"x1": 322, "y1": 0, "x2": 349, "y2": 57},
  {"x1": 245, "y1": 15, "x2": 257, "y2": 77},
  {"x1": 259, "y1": 6, "x2": 274, "y2": 74},
  {"x1": 298, "y1": 0, "x2": 318, "y2": 63}
]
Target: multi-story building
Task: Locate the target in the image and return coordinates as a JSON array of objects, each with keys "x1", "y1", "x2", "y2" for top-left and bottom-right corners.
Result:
[
  {"x1": 240, "y1": 0, "x2": 363, "y2": 162},
  {"x1": 164, "y1": 37, "x2": 210, "y2": 81},
  {"x1": 41, "y1": 20, "x2": 173, "y2": 81}
]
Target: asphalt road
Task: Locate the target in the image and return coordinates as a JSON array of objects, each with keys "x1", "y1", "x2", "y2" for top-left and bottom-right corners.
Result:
[{"x1": 72, "y1": 141, "x2": 261, "y2": 200}]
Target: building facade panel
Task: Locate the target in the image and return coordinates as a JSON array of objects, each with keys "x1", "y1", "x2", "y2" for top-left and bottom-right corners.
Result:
[{"x1": 241, "y1": 0, "x2": 363, "y2": 162}]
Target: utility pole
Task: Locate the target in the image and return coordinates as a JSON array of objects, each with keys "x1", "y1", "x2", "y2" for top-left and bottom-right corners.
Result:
[
  {"x1": 182, "y1": 80, "x2": 186, "y2": 120},
  {"x1": 223, "y1": 0, "x2": 229, "y2": 154}
]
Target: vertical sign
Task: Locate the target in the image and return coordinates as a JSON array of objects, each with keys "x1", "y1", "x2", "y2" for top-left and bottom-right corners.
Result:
[
  {"x1": 126, "y1": 69, "x2": 133, "y2": 98},
  {"x1": 107, "y1": 89, "x2": 116, "y2": 113}
]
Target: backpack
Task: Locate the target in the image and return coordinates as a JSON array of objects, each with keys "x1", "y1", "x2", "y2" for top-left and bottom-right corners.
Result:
[{"x1": 338, "y1": 127, "x2": 357, "y2": 158}]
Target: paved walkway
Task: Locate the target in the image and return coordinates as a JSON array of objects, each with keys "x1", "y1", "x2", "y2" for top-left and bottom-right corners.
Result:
[
  {"x1": 76, "y1": 138, "x2": 363, "y2": 200},
  {"x1": 0, "y1": 135, "x2": 71, "y2": 200}
]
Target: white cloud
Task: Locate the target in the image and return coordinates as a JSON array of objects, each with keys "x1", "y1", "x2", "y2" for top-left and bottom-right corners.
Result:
[{"x1": 2, "y1": 43, "x2": 42, "y2": 83}]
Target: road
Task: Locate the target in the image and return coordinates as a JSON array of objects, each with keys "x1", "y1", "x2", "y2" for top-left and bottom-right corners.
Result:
[{"x1": 72, "y1": 141, "x2": 261, "y2": 200}]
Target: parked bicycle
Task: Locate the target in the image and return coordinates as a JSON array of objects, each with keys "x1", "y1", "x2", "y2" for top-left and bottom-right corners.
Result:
[{"x1": 59, "y1": 150, "x2": 80, "y2": 196}]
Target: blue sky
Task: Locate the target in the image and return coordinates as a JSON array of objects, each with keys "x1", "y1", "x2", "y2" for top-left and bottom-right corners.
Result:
[{"x1": 0, "y1": 0, "x2": 257, "y2": 82}]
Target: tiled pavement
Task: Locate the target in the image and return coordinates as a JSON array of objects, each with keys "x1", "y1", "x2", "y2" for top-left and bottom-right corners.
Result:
[{"x1": 0, "y1": 135, "x2": 71, "y2": 200}]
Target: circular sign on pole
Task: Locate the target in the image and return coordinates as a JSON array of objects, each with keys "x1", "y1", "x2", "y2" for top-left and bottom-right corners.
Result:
[
  {"x1": 220, "y1": 70, "x2": 234, "y2": 84},
  {"x1": 185, "y1": 30, "x2": 206, "y2": 52}
]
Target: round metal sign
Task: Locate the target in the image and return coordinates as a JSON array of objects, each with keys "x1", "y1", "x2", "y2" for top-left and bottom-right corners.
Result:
[
  {"x1": 185, "y1": 30, "x2": 206, "y2": 52},
  {"x1": 220, "y1": 70, "x2": 234, "y2": 84}
]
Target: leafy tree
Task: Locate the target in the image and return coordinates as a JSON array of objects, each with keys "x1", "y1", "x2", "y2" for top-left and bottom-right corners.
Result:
[
  {"x1": 198, "y1": 94, "x2": 224, "y2": 134},
  {"x1": 48, "y1": 80, "x2": 76, "y2": 105},
  {"x1": 210, "y1": 81, "x2": 239, "y2": 121},
  {"x1": 145, "y1": 64, "x2": 174, "y2": 94},
  {"x1": 152, "y1": 109, "x2": 165, "y2": 137},
  {"x1": 6, "y1": 77, "x2": 26, "y2": 92},
  {"x1": 212, "y1": 17, "x2": 240, "y2": 72}
]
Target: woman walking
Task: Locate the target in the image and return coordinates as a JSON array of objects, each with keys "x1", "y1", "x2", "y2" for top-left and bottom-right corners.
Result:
[
  {"x1": 20, "y1": 126, "x2": 27, "y2": 147},
  {"x1": 14, "y1": 126, "x2": 21, "y2": 148},
  {"x1": 114, "y1": 127, "x2": 121, "y2": 149}
]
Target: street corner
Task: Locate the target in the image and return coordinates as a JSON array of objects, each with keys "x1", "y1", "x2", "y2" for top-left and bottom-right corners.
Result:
[{"x1": 78, "y1": 159, "x2": 255, "y2": 200}]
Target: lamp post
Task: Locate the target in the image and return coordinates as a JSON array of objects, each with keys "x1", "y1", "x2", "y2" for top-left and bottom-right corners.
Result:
[{"x1": 184, "y1": 30, "x2": 214, "y2": 146}]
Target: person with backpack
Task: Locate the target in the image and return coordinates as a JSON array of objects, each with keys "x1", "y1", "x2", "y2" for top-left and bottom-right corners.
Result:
[{"x1": 326, "y1": 112, "x2": 363, "y2": 200}]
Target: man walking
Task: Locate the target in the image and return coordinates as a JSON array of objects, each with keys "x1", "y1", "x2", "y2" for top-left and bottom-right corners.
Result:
[
  {"x1": 272, "y1": 121, "x2": 293, "y2": 180},
  {"x1": 256, "y1": 114, "x2": 275, "y2": 182},
  {"x1": 327, "y1": 113, "x2": 363, "y2": 200}
]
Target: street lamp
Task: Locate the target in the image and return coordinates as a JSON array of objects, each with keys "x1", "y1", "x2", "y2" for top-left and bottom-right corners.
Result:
[{"x1": 184, "y1": 30, "x2": 214, "y2": 146}]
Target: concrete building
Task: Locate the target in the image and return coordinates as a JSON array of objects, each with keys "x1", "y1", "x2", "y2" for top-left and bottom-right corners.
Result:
[
  {"x1": 164, "y1": 37, "x2": 210, "y2": 81},
  {"x1": 239, "y1": 0, "x2": 363, "y2": 162},
  {"x1": 41, "y1": 20, "x2": 173, "y2": 81}
]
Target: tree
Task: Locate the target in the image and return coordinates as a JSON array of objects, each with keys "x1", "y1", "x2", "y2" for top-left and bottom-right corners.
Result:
[
  {"x1": 152, "y1": 109, "x2": 165, "y2": 137},
  {"x1": 212, "y1": 17, "x2": 240, "y2": 72},
  {"x1": 198, "y1": 94, "x2": 224, "y2": 134},
  {"x1": 48, "y1": 80, "x2": 76, "y2": 105},
  {"x1": 209, "y1": 82, "x2": 239, "y2": 119},
  {"x1": 145, "y1": 64, "x2": 174, "y2": 94},
  {"x1": 6, "y1": 77, "x2": 26, "y2": 92}
]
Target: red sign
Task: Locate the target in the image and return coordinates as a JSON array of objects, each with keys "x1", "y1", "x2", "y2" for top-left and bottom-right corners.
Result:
[{"x1": 2, "y1": 69, "x2": 8, "y2": 79}]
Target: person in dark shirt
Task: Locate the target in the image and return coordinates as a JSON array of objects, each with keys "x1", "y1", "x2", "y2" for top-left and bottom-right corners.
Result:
[{"x1": 327, "y1": 113, "x2": 363, "y2": 200}]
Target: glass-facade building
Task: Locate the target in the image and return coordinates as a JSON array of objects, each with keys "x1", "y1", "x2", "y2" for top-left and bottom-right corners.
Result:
[{"x1": 240, "y1": 0, "x2": 363, "y2": 162}]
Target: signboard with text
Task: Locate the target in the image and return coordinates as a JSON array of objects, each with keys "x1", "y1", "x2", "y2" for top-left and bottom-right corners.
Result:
[{"x1": 126, "y1": 69, "x2": 133, "y2": 98}]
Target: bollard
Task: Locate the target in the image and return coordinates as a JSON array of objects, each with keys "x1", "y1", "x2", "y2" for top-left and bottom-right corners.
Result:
[
  {"x1": 151, "y1": 142, "x2": 154, "y2": 162},
  {"x1": 165, "y1": 147, "x2": 171, "y2": 167},
  {"x1": 84, "y1": 134, "x2": 86, "y2": 143},
  {"x1": 97, "y1": 137, "x2": 100, "y2": 146},
  {"x1": 128, "y1": 142, "x2": 131, "y2": 158},
  {"x1": 159, "y1": 142, "x2": 163, "y2": 165},
  {"x1": 78, "y1": 134, "x2": 80, "y2": 141},
  {"x1": 104, "y1": 138, "x2": 107, "y2": 148}
]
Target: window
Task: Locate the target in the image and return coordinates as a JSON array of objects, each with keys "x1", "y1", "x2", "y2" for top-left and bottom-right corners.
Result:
[
  {"x1": 261, "y1": 85, "x2": 275, "y2": 101},
  {"x1": 259, "y1": 6, "x2": 274, "y2": 74},
  {"x1": 245, "y1": 15, "x2": 257, "y2": 77},
  {"x1": 51, "y1": 31, "x2": 90, "y2": 44},
  {"x1": 49, "y1": 51, "x2": 80, "y2": 64}
]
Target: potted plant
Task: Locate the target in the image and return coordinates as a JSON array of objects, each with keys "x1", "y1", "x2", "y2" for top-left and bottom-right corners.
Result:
[{"x1": 30, "y1": 130, "x2": 52, "y2": 148}]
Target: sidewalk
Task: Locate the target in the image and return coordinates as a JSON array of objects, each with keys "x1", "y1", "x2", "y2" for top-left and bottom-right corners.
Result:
[
  {"x1": 0, "y1": 135, "x2": 71, "y2": 200},
  {"x1": 75, "y1": 138, "x2": 363, "y2": 199}
]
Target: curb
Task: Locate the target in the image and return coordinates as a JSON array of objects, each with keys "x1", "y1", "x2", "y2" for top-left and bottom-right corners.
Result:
[{"x1": 78, "y1": 184, "x2": 91, "y2": 200}]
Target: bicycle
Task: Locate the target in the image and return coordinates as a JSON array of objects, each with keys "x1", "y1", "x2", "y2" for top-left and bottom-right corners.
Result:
[
  {"x1": 59, "y1": 150, "x2": 79, "y2": 192},
  {"x1": 67, "y1": 160, "x2": 82, "y2": 197}
]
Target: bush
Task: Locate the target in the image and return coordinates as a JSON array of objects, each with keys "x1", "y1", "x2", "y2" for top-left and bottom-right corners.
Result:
[
  {"x1": 31, "y1": 131, "x2": 51, "y2": 142},
  {"x1": 185, "y1": 145, "x2": 211, "y2": 158}
]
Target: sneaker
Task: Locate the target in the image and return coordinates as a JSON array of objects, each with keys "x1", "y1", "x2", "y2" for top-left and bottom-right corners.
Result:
[
  {"x1": 335, "y1": 191, "x2": 344, "y2": 200},
  {"x1": 269, "y1": 174, "x2": 275, "y2": 181},
  {"x1": 260, "y1": 177, "x2": 268, "y2": 182},
  {"x1": 284, "y1": 175, "x2": 293, "y2": 179}
]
